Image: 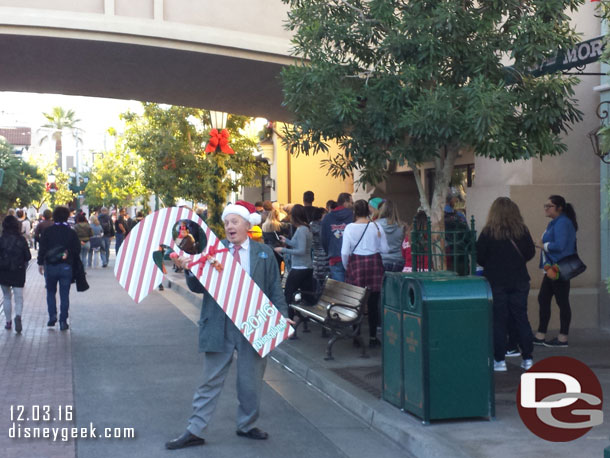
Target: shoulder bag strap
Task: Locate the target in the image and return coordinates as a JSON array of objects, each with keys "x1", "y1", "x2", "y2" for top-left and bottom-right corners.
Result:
[
  {"x1": 351, "y1": 222, "x2": 370, "y2": 255},
  {"x1": 510, "y1": 239, "x2": 524, "y2": 260}
]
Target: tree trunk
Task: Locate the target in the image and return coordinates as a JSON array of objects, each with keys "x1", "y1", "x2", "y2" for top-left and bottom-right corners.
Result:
[
  {"x1": 430, "y1": 144, "x2": 459, "y2": 232},
  {"x1": 412, "y1": 144, "x2": 459, "y2": 271},
  {"x1": 55, "y1": 136, "x2": 62, "y2": 171}
]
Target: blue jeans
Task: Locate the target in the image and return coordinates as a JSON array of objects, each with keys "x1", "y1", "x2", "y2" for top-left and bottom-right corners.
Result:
[
  {"x1": 101, "y1": 237, "x2": 111, "y2": 266},
  {"x1": 115, "y1": 233, "x2": 125, "y2": 255},
  {"x1": 80, "y1": 241, "x2": 90, "y2": 269},
  {"x1": 329, "y1": 263, "x2": 345, "y2": 282},
  {"x1": 45, "y1": 263, "x2": 73, "y2": 323}
]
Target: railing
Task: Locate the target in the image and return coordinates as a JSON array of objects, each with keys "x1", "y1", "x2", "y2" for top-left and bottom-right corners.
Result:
[{"x1": 410, "y1": 214, "x2": 477, "y2": 275}]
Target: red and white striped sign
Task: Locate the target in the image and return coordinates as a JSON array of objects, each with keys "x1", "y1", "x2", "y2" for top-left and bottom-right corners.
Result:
[{"x1": 114, "y1": 207, "x2": 294, "y2": 357}]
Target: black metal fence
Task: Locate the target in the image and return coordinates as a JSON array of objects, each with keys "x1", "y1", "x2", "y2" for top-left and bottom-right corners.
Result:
[{"x1": 410, "y1": 214, "x2": 477, "y2": 275}]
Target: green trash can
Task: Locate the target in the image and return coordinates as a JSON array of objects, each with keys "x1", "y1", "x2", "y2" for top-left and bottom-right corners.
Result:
[
  {"x1": 382, "y1": 273, "x2": 494, "y2": 423},
  {"x1": 381, "y1": 271, "x2": 457, "y2": 409},
  {"x1": 604, "y1": 446, "x2": 610, "y2": 458},
  {"x1": 402, "y1": 276, "x2": 494, "y2": 423}
]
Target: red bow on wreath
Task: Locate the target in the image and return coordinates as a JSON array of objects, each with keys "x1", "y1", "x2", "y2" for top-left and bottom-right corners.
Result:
[{"x1": 205, "y1": 128, "x2": 235, "y2": 155}]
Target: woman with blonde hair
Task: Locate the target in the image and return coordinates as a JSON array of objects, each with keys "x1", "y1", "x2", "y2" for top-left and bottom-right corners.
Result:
[
  {"x1": 262, "y1": 208, "x2": 288, "y2": 271},
  {"x1": 262, "y1": 208, "x2": 282, "y2": 233},
  {"x1": 476, "y1": 197, "x2": 535, "y2": 372},
  {"x1": 88, "y1": 215, "x2": 103, "y2": 268},
  {"x1": 377, "y1": 199, "x2": 406, "y2": 272}
]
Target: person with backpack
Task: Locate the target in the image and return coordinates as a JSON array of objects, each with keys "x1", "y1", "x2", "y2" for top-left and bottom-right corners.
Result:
[
  {"x1": 0, "y1": 215, "x2": 32, "y2": 333},
  {"x1": 98, "y1": 207, "x2": 114, "y2": 268},
  {"x1": 321, "y1": 192, "x2": 354, "y2": 282}
]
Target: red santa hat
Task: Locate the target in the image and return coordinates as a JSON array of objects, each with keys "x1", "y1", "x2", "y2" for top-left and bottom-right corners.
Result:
[{"x1": 221, "y1": 200, "x2": 262, "y2": 226}]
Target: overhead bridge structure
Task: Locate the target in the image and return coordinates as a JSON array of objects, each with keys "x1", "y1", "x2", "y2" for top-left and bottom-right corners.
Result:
[{"x1": 0, "y1": 0, "x2": 294, "y2": 119}]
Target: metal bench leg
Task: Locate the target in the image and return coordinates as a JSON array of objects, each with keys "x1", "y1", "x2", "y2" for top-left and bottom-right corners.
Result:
[
  {"x1": 351, "y1": 323, "x2": 368, "y2": 358},
  {"x1": 354, "y1": 334, "x2": 368, "y2": 358},
  {"x1": 325, "y1": 334, "x2": 339, "y2": 360}
]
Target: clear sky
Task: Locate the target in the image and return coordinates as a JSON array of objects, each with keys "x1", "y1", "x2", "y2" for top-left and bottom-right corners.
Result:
[{"x1": 0, "y1": 91, "x2": 143, "y2": 152}]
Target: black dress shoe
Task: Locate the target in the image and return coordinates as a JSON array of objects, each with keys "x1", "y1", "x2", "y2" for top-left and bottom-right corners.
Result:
[
  {"x1": 47, "y1": 318, "x2": 57, "y2": 327},
  {"x1": 59, "y1": 322, "x2": 69, "y2": 331},
  {"x1": 236, "y1": 427, "x2": 268, "y2": 440},
  {"x1": 165, "y1": 431, "x2": 205, "y2": 450}
]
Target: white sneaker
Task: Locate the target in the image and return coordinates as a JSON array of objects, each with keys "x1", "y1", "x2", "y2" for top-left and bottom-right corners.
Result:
[
  {"x1": 521, "y1": 359, "x2": 533, "y2": 370},
  {"x1": 494, "y1": 360, "x2": 507, "y2": 372}
]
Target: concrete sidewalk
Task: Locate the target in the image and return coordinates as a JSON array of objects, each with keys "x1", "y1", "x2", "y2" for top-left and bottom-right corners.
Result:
[
  {"x1": 167, "y1": 271, "x2": 610, "y2": 458},
  {"x1": 0, "y1": 260, "x2": 75, "y2": 458},
  {"x1": 1, "y1": 256, "x2": 406, "y2": 458}
]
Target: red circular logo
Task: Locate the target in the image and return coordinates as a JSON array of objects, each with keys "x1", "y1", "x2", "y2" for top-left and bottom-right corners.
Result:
[{"x1": 517, "y1": 356, "x2": 603, "y2": 442}]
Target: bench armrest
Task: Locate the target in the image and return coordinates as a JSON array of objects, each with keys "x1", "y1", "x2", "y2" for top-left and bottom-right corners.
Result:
[
  {"x1": 326, "y1": 302, "x2": 362, "y2": 322},
  {"x1": 291, "y1": 289, "x2": 319, "y2": 306}
]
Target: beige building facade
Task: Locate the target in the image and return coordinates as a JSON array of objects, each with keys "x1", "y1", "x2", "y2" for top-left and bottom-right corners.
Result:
[{"x1": 469, "y1": 2, "x2": 607, "y2": 331}]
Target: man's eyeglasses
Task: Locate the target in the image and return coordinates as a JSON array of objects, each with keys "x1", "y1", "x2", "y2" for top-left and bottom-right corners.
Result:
[{"x1": 543, "y1": 204, "x2": 556, "y2": 209}]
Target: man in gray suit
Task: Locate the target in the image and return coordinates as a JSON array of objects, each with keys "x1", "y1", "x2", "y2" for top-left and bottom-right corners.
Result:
[{"x1": 166, "y1": 201, "x2": 294, "y2": 450}]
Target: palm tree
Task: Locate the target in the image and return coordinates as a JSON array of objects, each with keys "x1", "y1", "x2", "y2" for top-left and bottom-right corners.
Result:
[{"x1": 38, "y1": 107, "x2": 83, "y2": 171}]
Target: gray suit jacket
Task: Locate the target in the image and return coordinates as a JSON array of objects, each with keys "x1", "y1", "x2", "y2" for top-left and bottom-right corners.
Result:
[{"x1": 185, "y1": 240, "x2": 288, "y2": 353}]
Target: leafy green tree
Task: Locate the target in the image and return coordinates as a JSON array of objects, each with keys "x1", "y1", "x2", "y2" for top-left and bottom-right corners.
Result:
[
  {"x1": 281, "y1": 0, "x2": 583, "y2": 229},
  {"x1": 27, "y1": 151, "x2": 75, "y2": 210},
  {"x1": 84, "y1": 148, "x2": 147, "y2": 209},
  {"x1": 122, "y1": 104, "x2": 268, "y2": 235},
  {"x1": 38, "y1": 107, "x2": 83, "y2": 170},
  {"x1": 597, "y1": 3, "x2": 610, "y2": 159},
  {"x1": 0, "y1": 139, "x2": 45, "y2": 213}
]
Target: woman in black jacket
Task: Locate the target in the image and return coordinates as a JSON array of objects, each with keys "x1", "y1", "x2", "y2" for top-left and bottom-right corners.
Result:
[
  {"x1": 476, "y1": 197, "x2": 536, "y2": 372},
  {"x1": 0, "y1": 215, "x2": 32, "y2": 333}
]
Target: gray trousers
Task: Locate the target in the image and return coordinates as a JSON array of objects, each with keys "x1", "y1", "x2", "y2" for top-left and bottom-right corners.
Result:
[
  {"x1": 1, "y1": 285, "x2": 23, "y2": 321},
  {"x1": 187, "y1": 319, "x2": 267, "y2": 437}
]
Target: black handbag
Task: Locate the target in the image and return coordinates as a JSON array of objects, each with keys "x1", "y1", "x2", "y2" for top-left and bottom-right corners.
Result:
[
  {"x1": 556, "y1": 239, "x2": 586, "y2": 281},
  {"x1": 557, "y1": 253, "x2": 586, "y2": 281}
]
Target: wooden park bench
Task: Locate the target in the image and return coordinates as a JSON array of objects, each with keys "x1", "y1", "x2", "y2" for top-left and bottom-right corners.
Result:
[{"x1": 285, "y1": 277, "x2": 369, "y2": 360}]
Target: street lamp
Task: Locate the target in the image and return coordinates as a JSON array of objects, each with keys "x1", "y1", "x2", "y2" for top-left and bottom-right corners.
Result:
[
  {"x1": 209, "y1": 111, "x2": 228, "y2": 130},
  {"x1": 204, "y1": 111, "x2": 234, "y2": 155},
  {"x1": 588, "y1": 101, "x2": 610, "y2": 164}
]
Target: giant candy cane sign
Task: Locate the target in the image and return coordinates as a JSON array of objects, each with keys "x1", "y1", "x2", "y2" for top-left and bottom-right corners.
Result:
[{"x1": 114, "y1": 207, "x2": 294, "y2": 357}]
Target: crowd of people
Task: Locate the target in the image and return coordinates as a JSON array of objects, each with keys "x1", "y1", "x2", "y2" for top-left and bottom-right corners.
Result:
[
  {"x1": 1, "y1": 192, "x2": 581, "y2": 376},
  {"x1": 0, "y1": 205, "x2": 137, "y2": 333},
  {"x1": 250, "y1": 191, "x2": 580, "y2": 360},
  {"x1": 254, "y1": 191, "x2": 414, "y2": 348}
]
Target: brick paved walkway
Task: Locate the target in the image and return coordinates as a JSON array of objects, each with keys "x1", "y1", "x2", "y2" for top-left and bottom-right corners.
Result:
[{"x1": 0, "y1": 258, "x2": 75, "y2": 458}]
